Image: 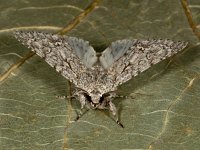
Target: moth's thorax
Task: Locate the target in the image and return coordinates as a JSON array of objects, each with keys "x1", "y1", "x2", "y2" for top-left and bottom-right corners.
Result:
[{"x1": 77, "y1": 64, "x2": 114, "y2": 93}]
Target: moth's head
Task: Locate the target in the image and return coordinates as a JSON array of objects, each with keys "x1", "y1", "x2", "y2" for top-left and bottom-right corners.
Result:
[
  {"x1": 75, "y1": 89, "x2": 115, "y2": 109},
  {"x1": 89, "y1": 90, "x2": 103, "y2": 108}
]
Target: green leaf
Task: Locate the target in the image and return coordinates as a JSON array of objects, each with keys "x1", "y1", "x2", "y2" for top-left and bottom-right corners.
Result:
[{"x1": 0, "y1": 0, "x2": 200, "y2": 149}]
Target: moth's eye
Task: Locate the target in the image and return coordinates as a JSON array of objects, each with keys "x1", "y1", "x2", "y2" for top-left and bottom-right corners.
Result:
[
  {"x1": 100, "y1": 92, "x2": 111, "y2": 103},
  {"x1": 99, "y1": 96, "x2": 104, "y2": 103},
  {"x1": 84, "y1": 93, "x2": 92, "y2": 102}
]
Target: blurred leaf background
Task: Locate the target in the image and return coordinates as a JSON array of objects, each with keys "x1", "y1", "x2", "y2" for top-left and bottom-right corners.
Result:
[{"x1": 0, "y1": 0, "x2": 200, "y2": 149}]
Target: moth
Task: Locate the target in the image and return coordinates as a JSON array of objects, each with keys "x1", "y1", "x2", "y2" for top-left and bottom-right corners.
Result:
[{"x1": 15, "y1": 31, "x2": 188, "y2": 128}]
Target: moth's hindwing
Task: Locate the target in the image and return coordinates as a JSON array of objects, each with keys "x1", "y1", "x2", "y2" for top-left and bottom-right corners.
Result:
[
  {"x1": 99, "y1": 39, "x2": 135, "y2": 69},
  {"x1": 67, "y1": 36, "x2": 97, "y2": 68}
]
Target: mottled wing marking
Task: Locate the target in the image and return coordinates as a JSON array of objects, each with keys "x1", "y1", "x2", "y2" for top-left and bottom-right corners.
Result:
[
  {"x1": 15, "y1": 31, "x2": 188, "y2": 95},
  {"x1": 14, "y1": 31, "x2": 97, "y2": 89},
  {"x1": 100, "y1": 39, "x2": 188, "y2": 88},
  {"x1": 15, "y1": 31, "x2": 188, "y2": 126}
]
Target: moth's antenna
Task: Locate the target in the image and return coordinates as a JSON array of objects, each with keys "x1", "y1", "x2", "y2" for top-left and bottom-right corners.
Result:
[
  {"x1": 115, "y1": 94, "x2": 135, "y2": 100},
  {"x1": 56, "y1": 95, "x2": 75, "y2": 99}
]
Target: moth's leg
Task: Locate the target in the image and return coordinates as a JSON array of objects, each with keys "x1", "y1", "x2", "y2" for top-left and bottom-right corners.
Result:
[
  {"x1": 109, "y1": 101, "x2": 124, "y2": 128},
  {"x1": 74, "y1": 93, "x2": 88, "y2": 121}
]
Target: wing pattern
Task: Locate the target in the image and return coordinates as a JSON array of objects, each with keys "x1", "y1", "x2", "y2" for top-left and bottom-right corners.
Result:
[
  {"x1": 101, "y1": 39, "x2": 188, "y2": 88},
  {"x1": 15, "y1": 31, "x2": 188, "y2": 94},
  {"x1": 15, "y1": 31, "x2": 97, "y2": 90}
]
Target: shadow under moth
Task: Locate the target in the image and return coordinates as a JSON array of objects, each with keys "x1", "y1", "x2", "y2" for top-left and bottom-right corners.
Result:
[{"x1": 15, "y1": 31, "x2": 188, "y2": 128}]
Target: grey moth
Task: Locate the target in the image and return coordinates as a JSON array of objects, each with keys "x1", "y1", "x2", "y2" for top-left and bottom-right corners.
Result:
[{"x1": 15, "y1": 31, "x2": 188, "y2": 127}]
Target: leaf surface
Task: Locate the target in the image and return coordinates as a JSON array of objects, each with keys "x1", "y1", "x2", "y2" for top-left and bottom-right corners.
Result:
[{"x1": 0, "y1": 0, "x2": 199, "y2": 149}]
